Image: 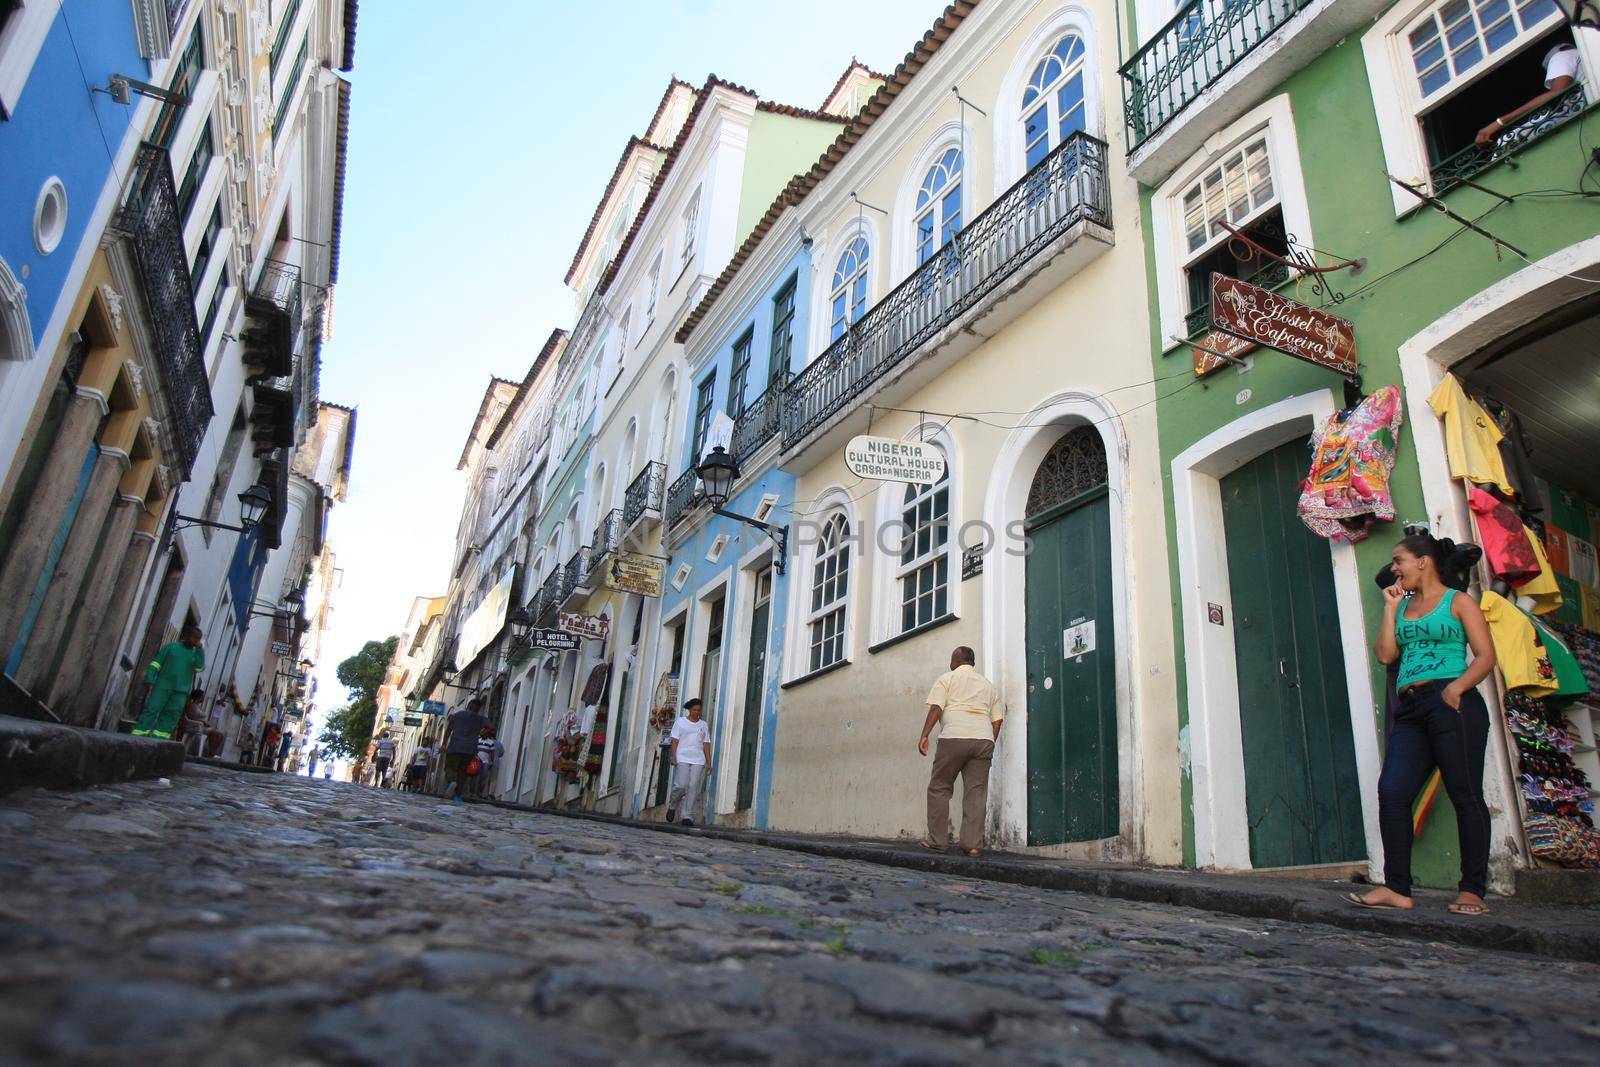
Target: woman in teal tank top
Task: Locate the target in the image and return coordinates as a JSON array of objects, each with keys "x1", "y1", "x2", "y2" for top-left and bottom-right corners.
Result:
[{"x1": 1350, "y1": 533, "x2": 1496, "y2": 917}]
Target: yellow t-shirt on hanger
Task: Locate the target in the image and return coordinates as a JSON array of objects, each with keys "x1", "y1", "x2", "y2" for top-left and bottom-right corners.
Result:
[
  {"x1": 1480, "y1": 591, "x2": 1558, "y2": 693},
  {"x1": 1426, "y1": 374, "x2": 1514, "y2": 495},
  {"x1": 1516, "y1": 527, "x2": 1564, "y2": 616}
]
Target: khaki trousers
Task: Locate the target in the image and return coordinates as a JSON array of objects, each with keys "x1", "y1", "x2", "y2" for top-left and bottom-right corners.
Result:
[{"x1": 926, "y1": 738, "x2": 994, "y2": 851}]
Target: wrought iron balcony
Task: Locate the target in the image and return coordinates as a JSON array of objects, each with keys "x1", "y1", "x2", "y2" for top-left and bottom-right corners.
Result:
[
  {"x1": 782, "y1": 132, "x2": 1110, "y2": 454},
  {"x1": 110, "y1": 143, "x2": 212, "y2": 477},
  {"x1": 1120, "y1": 0, "x2": 1310, "y2": 151},
  {"x1": 623, "y1": 461, "x2": 666, "y2": 531},
  {"x1": 1430, "y1": 84, "x2": 1588, "y2": 194},
  {"x1": 535, "y1": 568, "x2": 563, "y2": 625},
  {"x1": 1183, "y1": 258, "x2": 1291, "y2": 338},
  {"x1": 731, "y1": 385, "x2": 782, "y2": 466},
  {"x1": 585, "y1": 509, "x2": 624, "y2": 586},
  {"x1": 663, "y1": 467, "x2": 702, "y2": 530},
  {"x1": 559, "y1": 547, "x2": 591, "y2": 606},
  {"x1": 244, "y1": 259, "x2": 302, "y2": 378}
]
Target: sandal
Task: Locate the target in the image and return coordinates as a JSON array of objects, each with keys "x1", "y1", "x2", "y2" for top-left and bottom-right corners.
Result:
[
  {"x1": 1346, "y1": 891, "x2": 1411, "y2": 910},
  {"x1": 1448, "y1": 900, "x2": 1490, "y2": 916},
  {"x1": 919, "y1": 838, "x2": 944, "y2": 852},
  {"x1": 966, "y1": 848, "x2": 981, "y2": 858}
]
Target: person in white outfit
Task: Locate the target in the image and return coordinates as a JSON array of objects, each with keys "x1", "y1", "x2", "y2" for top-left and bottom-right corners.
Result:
[{"x1": 666, "y1": 699, "x2": 711, "y2": 826}]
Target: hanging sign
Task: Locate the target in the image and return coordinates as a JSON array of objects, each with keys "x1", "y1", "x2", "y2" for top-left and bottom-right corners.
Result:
[
  {"x1": 402, "y1": 714, "x2": 423, "y2": 727},
  {"x1": 421, "y1": 700, "x2": 446, "y2": 716},
  {"x1": 270, "y1": 640, "x2": 292, "y2": 656},
  {"x1": 606, "y1": 552, "x2": 666, "y2": 598},
  {"x1": 1210, "y1": 273, "x2": 1356, "y2": 375},
  {"x1": 558, "y1": 612, "x2": 610, "y2": 640},
  {"x1": 844, "y1": 435, "x2": 946, "y2": 483},
  {"x1": 1192, "y1": 331, "x2": 1256, "y2": 379},
  {"x1": 530, "y1": 628, "x2": 582, "y2": 652},
  {"x1": 962, "y1": 544, "x2": 984, "y2": 581}
]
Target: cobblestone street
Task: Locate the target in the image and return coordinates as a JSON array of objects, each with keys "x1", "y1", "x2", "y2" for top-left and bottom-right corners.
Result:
[{"x1": 2, "y1": 767, "x2": 1598, "y2": 1066}]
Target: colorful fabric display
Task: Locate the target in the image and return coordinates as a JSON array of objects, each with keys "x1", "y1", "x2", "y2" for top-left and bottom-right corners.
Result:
[
  {"x1": 1572, "y1": 536, "x2": 1600, "y2": 587},
  {"x1": 1467, "y1": 487, "x2": 1539, "y2": 584},
  {"x1": 1525, "y1": 814, "x2": 1600, "y2": 868},
  {"x1": 1531, "y1": 615, "x2": 1591, "y2": 701},
  {"x1": 1427, "y1": 374, "x2": 1514, "y2": 495},
  {"x1": 1480, "y1": 591, "x2": 1558, "y2": 693},
  {"x1": 1514, "y1": 527, "x2": 1564, "y2": 616},
  {"x1": 1545, "y1": 526, "x2": 1571, "y2": 576},
  {"x1": 1297, "y1": 385, "x2": 1403, "y2": 544}
]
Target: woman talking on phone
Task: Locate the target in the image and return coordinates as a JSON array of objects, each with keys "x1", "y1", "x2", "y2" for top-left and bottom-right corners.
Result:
[{"x1": 1350, "y1": 533, "x2": 1497, "y2": 916}]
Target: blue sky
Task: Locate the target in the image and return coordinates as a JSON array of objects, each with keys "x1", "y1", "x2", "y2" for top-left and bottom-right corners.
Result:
[{"x1": 312, "y1": 0, "x2": 944, "y2": 721}]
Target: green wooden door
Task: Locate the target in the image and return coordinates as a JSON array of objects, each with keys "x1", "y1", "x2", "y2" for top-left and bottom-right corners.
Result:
[
  {"x1": 1025, "y1": 487, "x2": 1118, "y2": 845},
  {"x1": 1221, "y1": 439, "x2": 1366, "y2": 869},
  {"x1": 736, "y1": 569, "x2": 772, "y2": 810}
]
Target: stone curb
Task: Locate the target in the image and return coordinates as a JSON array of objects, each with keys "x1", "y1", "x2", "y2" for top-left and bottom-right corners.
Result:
[
  {"x1": 0, "y1": 714, "x2": 183, "y2": 795},
  {"x1": 476, "y1": 797, "x2": 1600, "y2": 965},
  {"x1": 189, "y1": 756, "x2": 275, "y2": 775}
]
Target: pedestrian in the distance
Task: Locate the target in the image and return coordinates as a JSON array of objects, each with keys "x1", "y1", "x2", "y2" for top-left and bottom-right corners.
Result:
[
  {"x1": 259, "y1": 722, "x2": 281, "y2": 767},
  {"x1": 442, "y1": 696, "x2": 488, "y2": 801},
  {"x1": 372, "y1": 732, "x2": 396, "y2": 788},
  {"x1": 666, "y1": 698, "x2": 711, "y2": 826},
  {"x1": 473, "y1": 723, "x2": 505, "y2": 799},
  {"x1": 275, "y1": 729, "x2": 295, "y2": 772},
  {"x1": 203, "y1": 698, "x2": 227, "y2": 758},
  {"x1": 174, "y1": 688, "x2": 208, "y2": 755},
  {"x1": 918, "y1": 646, "x2": 1003, "y2": 858},
  {"x1": 238, "y1": 729, "x2": 257, "y2": 765},
  {"x1": 132, "y1": 625, "x2": 205, "y2": 739},
  {"x1": 1351, "y1": 533, "x2": 1496, "y2": 916},
  {"x1": 407, "y1": 739, "x2": 434, "y2": 793}
]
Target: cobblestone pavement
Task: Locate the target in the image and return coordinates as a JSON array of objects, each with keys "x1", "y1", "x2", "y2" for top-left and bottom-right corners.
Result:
[{"x1": 3, "y1": 767, "x2": 1599, "y2": 1066}]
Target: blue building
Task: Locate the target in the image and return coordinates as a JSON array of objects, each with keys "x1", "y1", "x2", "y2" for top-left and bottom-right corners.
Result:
[
  {"x1": 657, "y1": 232, "x2": 816, "y2": 828},
  {"x1": 0, "y1": 1, "x2": 148, "y2": 412}
]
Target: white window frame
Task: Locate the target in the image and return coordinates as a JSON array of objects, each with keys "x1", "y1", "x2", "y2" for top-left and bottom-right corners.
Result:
[
  {"x1": 610, "y1": 308, "x2": 630, "y2": 392},
  {"x1": 0, "y1": 0, "x2": 60, "y2": 118},
  {"x1": 992, "y1": 7, "x2": 1102, "y2": 191},
  {"x1": 1020, "y1": 32, "x2": 1091, "y2": 170},
  {"x1": 1177, "y1": 135, "x2": 1278, "y2": 270},
  {"x1": 913, "y1": 148, "x2": 964, "y2": 268},
  {"x1": 828, "y1": 236, "x2": 871, "y2": 343},
  {"x1": 645, "y1": 253, "x2": 662, "y2": 323},
  {"x1": 1364, "y1": 0, "x2": 1600, "y2": 214},
  {"x1": 804, "y1": 512, "x2": 852, "y2": 676},
  {"x1": 895, "y1": 459, "x2": 950, "y2": 632},
  {"x1": 1150, "y1": 94, "x2": 1315, "y2": 351},
  {"x1": 680, "y1": 189, "x2": 701, "y2": 268},
  {"x1": 871, "y1": 424, "x2": 961, "y2": 645}
]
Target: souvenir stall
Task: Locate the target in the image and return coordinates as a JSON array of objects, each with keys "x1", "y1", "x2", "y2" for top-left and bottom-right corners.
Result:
[{"x1": 1429, "y1": 345, "x2": 1600, "y2": 870}]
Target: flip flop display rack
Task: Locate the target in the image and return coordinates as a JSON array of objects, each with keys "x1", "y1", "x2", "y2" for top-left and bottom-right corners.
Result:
[{"x1": 1516, "y1": 621, "x2": 1600, "y2": 867}]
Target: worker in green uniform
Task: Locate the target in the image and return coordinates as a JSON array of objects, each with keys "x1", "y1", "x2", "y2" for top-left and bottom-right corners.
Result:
[{"x1": 132, "y1": 625, "x2": 206, "y2": 739}]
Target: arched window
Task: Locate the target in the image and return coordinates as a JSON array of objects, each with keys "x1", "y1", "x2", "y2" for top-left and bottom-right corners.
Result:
[
  {"x1": 829, "y1": 237, "x2": 870, "y2": 342},
  {"x1": 914, "y1": 148, "x2": 963, "y2": 266},
  {"x1": 1027, "y1": 425, "x2": 1107, "y2": 516},
  {"x1": 897, "y1": 451, "x2": 950, "y2": 631},
  {"x1": 807, "y1": 513, "x2": 851, "y2": 672},
  {"x1": 1022, "y1": 34, "x2": 1088, "y2": 170}
]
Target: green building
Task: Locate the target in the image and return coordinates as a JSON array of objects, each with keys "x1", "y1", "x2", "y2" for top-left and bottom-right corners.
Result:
[{"x1": 1122, "y1": 0, "x2": 1600, "y2": 889}]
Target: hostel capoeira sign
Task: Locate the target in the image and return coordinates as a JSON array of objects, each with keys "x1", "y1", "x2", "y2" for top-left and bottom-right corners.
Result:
[
  {"x1": 845, "y1": 435, "x2": 947, "y2": 484},
  {"x1": 1210, "y1": 273, "x2": 1356, "y2": 375}
]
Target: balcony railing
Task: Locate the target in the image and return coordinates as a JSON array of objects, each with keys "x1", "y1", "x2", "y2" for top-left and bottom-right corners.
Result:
[
  {"x1": 1430, "y1": 84, "x2": 1588, "y2": 193},
  {"x1": 535, "y1": 568, "x2": 562, "y2": 624},
  {"x1": 623, "y1": 461, "x2": 666, "y2": 529},
  {"x1": 244, "y1": 258, "x2": 302, "y2": 377},
  {"x1": 111, "y1": 143, "x2": 212, "y2": 477},
  {"x1": 664, "y1": 467, "x2": 702, "y2": 530},
  {"x1": 586, "y1": 509, "x2": 624, "y2": 583},
  {"x1": 731, "y1": 385, "x2": 782, "y2": 466},
  {"x1": 782, "y1": 132, "x2": 1109, "y2": 452},
  {"x1": 1120, "y1": 0, "x2": 1311, "y2": 150},
  {"x1": 560, "y1": 548, "x2": 590, "y2": 605}
]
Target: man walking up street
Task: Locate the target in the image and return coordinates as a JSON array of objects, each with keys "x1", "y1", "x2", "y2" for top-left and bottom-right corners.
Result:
[
  {"x1": 372, "y1": 732, "x2": 396, "y2": 788},
  {"x1": 132, "y1": 625, "x2": 205, "y2": 739},
  {"x1": 666, "y1": 698, "x2": 711, "y2": 826},
  {"x1": 442, "y1": 696, "x2": 488, "y2": 801},
  {"x1": 919, "y1": 646, "x2": 1003, "y2": 857}
]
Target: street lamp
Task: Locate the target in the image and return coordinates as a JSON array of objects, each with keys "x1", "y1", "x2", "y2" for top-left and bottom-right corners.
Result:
[
  {"x1": 694, "y1": 446, "x2": 788, "y2": 574},
  {"x1": 171, "y1": 480, "x2": 274, "y2": 540}
]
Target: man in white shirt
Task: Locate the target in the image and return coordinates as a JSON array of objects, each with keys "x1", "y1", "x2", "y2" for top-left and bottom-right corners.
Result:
[
  {"x1": 918, "y1": 646, "x2": 1003, "y2": 857},
  {"x1": 372, "y1": 733, "x2": 397, "y2": 788},
  {"x1": 1475, "y1": 43, "x2": 1582, "y2": 148},
  {"x1": 666, "y1": 698, "x2": 712, "y2": 826}
]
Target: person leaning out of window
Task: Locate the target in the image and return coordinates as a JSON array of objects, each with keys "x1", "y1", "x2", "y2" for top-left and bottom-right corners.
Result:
[{"x1": 1475, "y1": 43, "x2": 1581, "y2": 148}]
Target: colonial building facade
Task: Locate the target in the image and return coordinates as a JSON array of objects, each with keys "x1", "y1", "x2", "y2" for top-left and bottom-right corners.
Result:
[{"x1": 0, "y1": 0, "x2": 358, "y2": 753}]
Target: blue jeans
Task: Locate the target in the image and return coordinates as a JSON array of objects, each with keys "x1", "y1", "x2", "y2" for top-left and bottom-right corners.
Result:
[{"x1": 1377, "y1": 680, "x2": 1491, "y2": 898}]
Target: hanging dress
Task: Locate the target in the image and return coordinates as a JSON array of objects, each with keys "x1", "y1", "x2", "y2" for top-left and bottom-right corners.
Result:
[{"x1": 1298, "y1": 384, "x2": 1404, "y2": 543}]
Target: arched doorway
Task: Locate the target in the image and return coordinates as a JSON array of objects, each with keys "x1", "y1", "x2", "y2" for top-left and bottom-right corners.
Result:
[{"x1": 1024, "y1": 426, "x2": 1116, "y2": 845}]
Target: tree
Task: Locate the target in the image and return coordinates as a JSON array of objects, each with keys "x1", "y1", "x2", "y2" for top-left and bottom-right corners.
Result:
[{"x1": 317, "y1": 635, "x2": 398, "y2": 760}]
